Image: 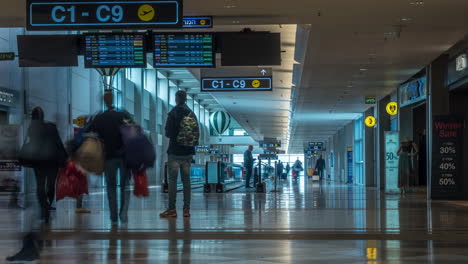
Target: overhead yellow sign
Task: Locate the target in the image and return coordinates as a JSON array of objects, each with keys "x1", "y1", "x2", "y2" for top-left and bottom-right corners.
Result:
[
  {"x1": 73, "y1": 116, "x2": 87, "y2": 128},
  {"x1": 386, "y1": 102, "x2": 398, "y2": 115},
  {"x1": 138, "y1": 4, "x2": 156, "y2": 22},
  {"x1": 251, "y1": 79, "x2": 261, "y2": 88},
  {"x1": 365, "y1": 116, "x2": 377, "y2": 127}
]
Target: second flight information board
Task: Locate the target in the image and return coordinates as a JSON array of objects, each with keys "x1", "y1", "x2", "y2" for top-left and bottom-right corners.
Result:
[
  {"x1": 154, "y1": 33, "x2": 215, "y2": 67},
  {"x1": 84, "y1": 33, "x2": 146, "y2": 68}
]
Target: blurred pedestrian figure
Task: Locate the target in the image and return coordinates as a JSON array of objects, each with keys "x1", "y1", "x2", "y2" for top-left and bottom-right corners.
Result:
[
  {"x1": 397, "y1": 137, "x2": 418, "y2": 195},
  {"x1": 315, "y1": 155, "x2": 326, "y2": 181},
  {"x1": 86, "y1": 91, "x2": 133, "y2": 224},
  {"x1": 8, "y1": 107, "x2": 67, "y2": 262},
  {"x1": 19, "y1": 107, "x2": 67, "y2": 222}
]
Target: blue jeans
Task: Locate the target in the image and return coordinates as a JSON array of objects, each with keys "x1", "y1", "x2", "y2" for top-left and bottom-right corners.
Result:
[
  {"x1": 104, "y1": 159, "x2": 130, "y2": 222},
  {"x1": 167, "y1": 156, "x2": 192, "y2": 210}
]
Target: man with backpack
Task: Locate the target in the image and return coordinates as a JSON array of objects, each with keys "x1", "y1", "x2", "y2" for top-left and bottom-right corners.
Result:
[
  {"x1": 86, "y1": 91, "x2": 132, "y2": 225},
  {"x1": 160, "y1": 90, "x2": 199, "y2": 218}
]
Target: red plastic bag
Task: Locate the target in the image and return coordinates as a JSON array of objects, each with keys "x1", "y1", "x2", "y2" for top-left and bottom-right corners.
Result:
[
  {"x1": 133, "y1": 170, "x2": 149, "y2": 197},
  {"x1": 56, "y1": 161, "x2": 88, "y2": 201}
]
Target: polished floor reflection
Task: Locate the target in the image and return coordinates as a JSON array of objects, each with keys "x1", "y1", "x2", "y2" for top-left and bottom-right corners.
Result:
[{"x1": 1, "y1": 177, "x2": 468, "y2": 263}]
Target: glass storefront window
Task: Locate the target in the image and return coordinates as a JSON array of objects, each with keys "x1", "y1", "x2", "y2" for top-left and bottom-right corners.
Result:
[{"x1": 354, "y1": 117, "x2": 364, "y2": 185}]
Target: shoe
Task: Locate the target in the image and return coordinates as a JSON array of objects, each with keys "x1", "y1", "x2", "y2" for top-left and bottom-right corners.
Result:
[
  {"x1": 6, "y1": 237, "x2": 40, "y2": 262},
  {"x1": 183, "y1": 209, "x2": 190, "y2": 218},
  {"x1": 120, "y1": 214, "x2": 128, "y2": 223},
  {"x1": 159, "y1": 209, "x2": 177, "y2": 218},
  {"x1": 76, "y1": 208, "x2": 91, "y2": 214}
]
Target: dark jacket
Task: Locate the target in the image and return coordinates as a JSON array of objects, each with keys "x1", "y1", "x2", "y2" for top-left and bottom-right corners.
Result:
[
  {"x1": 165, "y1": 103, "x2": 197, "y2": 156},
  {"x1": 244, "y1": 149, "x2": 253, "y2": 168},
  {"x1": 315, "y1": 158, "x2": 325, "y2": 170},
  {"x1": 276, "y1": 162, "x2": 284, "y2": 176},
  {"x1": 86, "y1": 108, "x2": 132, "y2": 159},
  {"x1": 27, "y1": 120, "x2": 67, "y2": 168}
]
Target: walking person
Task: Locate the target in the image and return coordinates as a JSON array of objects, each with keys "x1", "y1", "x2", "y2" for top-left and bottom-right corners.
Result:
[
  {"x1": 86, "y1": 91, "x2": 133, "y2": 224},
  {"x1": 8, "y1": 107, "x2": 67, "y2": 262},
  {"x1": 397, "y1": 137, "x2": 419, "y2": 196},
  {"x1": 160, "y1": 90, "x2": 199, "y2": 218},
  {"x1": 315, "y1": 155, "x2": 326, "y2": 181},
  {"x1": 244, "y1": 145, "x2": 254, "y2": 188},
  {"x1": 285, "y1": 163, "x2": 290, "y2": 176},
  {"x1": 276, "y1": 160, "x2": 284, "y2": 181},
  {"x1": 25, "y1": 107, "x2": 67, "y2": 223}
]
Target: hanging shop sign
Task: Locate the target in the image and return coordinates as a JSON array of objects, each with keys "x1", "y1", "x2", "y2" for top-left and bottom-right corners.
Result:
[
  {"x1": 447, "y1": 52, "x2": 468, "y2": 88},
  {"x1": 365, "y1": 96, "x2": 376, "y2": 105},
  {"x1": 386, "y1": 102, "x2": 398, "y2": 116},
  {"x1": 384, "y1": 131, "x2": 399, "y2": 193},
  {"x1": 182, "y1": 16, "x2": 212, "y2": 28},
  {"x1": 431, "y1": 116, "x2": 464, "y2": 200},
  {"x1": 365, "y1": 116, "x2": 377, "y2": 127},
  {"x1": 260, "y1": 140, "x2": 281, "y2": 148},
  {"x1": 0, "y1": 52, "x2": 15, "y2": 61},
  {"x1": 399, "y1": 76, "x2": 427, "y2": 107},
  {"x1": 309, "y1": 141, "x2": 324, "y2": 150},
  {"x1": 26, "y1": 0, "x2": 183, "y2": 30},
  {"x1": 210, "y1": 111, "x2": 231, "y2": 135}
]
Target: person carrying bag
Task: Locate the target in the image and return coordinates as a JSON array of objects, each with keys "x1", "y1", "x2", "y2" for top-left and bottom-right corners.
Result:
[{"x1": 18, "y1": 107, "x2": 67, "y2": 222}]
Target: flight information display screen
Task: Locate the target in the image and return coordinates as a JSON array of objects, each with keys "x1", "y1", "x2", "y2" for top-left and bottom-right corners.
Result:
[
  {"x1": 153, "y1": 33, "x2": 215, "y2": 67},
  {"x1": 84, "y1": 33, "x2": 146, "y2": 68}
]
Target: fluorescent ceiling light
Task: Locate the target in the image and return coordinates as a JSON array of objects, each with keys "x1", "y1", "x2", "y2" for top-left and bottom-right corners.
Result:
[{"x1": 295, "y1": 113, "x2": 362, "y2": 121}]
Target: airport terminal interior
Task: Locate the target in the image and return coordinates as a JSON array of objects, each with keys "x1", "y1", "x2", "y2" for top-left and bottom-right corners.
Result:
[{"x1": 1, "y1": 0, "x2": 468, "y2": 263}]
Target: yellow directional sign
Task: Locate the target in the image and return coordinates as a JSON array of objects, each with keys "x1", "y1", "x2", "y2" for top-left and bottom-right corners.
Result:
[
  {"x1": 200, "y1": 19, "x2": 206, "y2": 25},
  {"x1": 138, "y1": 4, "x2": 155, "y2": 22},
  {"x1": 365, "y1": 116, "x2": 377, "y2": 127},
  {"x1": 251, "y1": 79, "x2": 261, "y2": 88},
  {"x1": 386, "y1": 102, "x2": 398, "y2": 115},
  {"x1": 73, "y1": 116, "x2": 87, "y2": 128}
]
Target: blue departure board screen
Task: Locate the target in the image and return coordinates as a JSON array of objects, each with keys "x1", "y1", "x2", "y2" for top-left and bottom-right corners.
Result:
[
  {"x1": 153, "y1": 33, "x2": 215, "y2": 67},
  {"x1": 84, "y1": 33, "x2": 146, "y2": 68}
]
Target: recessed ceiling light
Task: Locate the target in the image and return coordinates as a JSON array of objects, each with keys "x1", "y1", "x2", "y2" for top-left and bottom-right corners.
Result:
[
  {"x1": 400, "y1": 18, "x2": 412, "y2": 22},
  {"x1": 224, "y1": 0, "x2": 238, "y2": 8},
  {"x1": 410, "y1": 0, "x2": 424, "y2": 5},
  {"x1": 360, "y1": 68, "x2": 368, "y2": 71}
]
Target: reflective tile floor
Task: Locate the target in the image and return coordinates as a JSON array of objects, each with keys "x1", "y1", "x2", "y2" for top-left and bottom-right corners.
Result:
[{"x1": 1, "y1": 177, "x2": 468, "y2": 263}]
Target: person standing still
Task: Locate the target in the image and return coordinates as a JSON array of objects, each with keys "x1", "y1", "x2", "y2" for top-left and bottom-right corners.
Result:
[
  {"x1": 244, "y1": 145, "x2": 254, "y2": 188},
  {"x1": 160, "y1": 90, "x2": 199, "y2": 218},
  {"x1": 315, "y1": 155, "x2": 326, "y2": 181},
  {"x1": 86, "y1": 91, "x2": 133, "y2": 225}
]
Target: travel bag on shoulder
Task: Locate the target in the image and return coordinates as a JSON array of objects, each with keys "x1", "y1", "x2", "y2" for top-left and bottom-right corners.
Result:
[{"x1": 74, "y1": 133, "x2": 105, "y2": 174}]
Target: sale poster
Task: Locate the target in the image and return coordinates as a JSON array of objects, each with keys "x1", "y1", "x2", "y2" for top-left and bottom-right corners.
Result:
[
  {"x1": 385, "y1": 131, "x2": 400, "y2": 193},
  {"x1": 431, "y1": 116, "x2": 464, "y2": 200}
]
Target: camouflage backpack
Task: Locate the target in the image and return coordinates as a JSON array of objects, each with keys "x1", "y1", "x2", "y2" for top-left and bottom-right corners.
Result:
[{"x1": 176, "y1": 112, "x2": 199, "y2": 147}]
